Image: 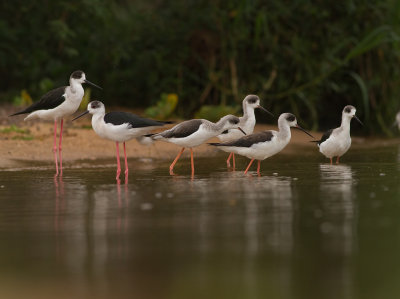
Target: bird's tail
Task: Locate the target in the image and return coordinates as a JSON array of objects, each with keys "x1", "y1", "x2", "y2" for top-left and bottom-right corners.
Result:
[
  {"x1": 208, "y1": 142, "x2": 223, "y2": 146},
  {"x1": 9, "y1": 110, "x2": 28, "y2": 117},
  {"x1": 309, "y1": 140, "x2": 319, "y2": 143}
]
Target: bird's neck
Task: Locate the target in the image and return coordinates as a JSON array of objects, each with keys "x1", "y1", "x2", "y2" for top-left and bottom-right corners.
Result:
[
  {"x1": 277, "y1": 121, "x2": 291, "y2": 141},
  {"x1": 340, "y1": 115, "x2": 352, "y2": 133},
  {"x1": 242, "y1": 104, "x2": 255, "y2": 122},
  {"x1": 70, "y1": 80, "x2": 83, "y2": 94},
  {"x1": 92, "y1": 112, "x2": 105, "y2": 128}
]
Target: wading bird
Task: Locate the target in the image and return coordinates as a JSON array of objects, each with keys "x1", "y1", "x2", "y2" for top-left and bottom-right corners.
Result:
[
  {"x1": 9, "y1": 70, "x2": 102, "y2": 176},
  {"x1": 217, "y1": 95, "x2": 273, "y2": 168},
  {"x1": 312, "y1": 105, "x2": 362, "y2": 164},
  {"x1": 72, "y1": 101, "x2": 171, "y2": 180},
  {"x1": 152, "y1": 115, "x2": 245, "y2": 176},
  {"x1": 210, "y1": 113, "x2": 314, "y2": 175}
]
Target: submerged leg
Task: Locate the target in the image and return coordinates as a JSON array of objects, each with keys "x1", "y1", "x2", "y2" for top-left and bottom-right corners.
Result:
[
  {"x1": 123, "y1": 142, "x2": 129, "y2": 177},
  {"x1": 232, "y1": 153, "x2": 236, "y2": 170},
  {"x1": 53, "y1": 120, "x2": 59, "y2": 176},
  {"x1": 115, "y1": 142, "x2": 121, "y2": 180},
  {"x1": 170, "y1": 147, "x2": 185, "y2": 175},
  {"x1": 256, "y1": 160, "x2": 261, "y2": 175},
  {"x1": 336, "y1": 156, "x2": 340, "y2": 164},
  {"x1": 58, "y1": 119, "x2": 64, "y2": 176},
  {"x1": 190, "y1": 148, "x2": 194, "y2": 176},
  {"x1": 244, "y1": 159, "x2": 255, "y2": 174}
]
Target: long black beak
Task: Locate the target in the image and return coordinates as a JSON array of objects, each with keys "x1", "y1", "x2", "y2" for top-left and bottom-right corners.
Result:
[
  {"x1": 72, "y1": 110, "x2": 90, "y2": 121},
  {"x1": 294, "y1": 125, "x2": 314, "y2": 138},
  {"x1": 238, "y1": 127, "x2": 247, "y2": 135},
  {"x1": 257, "y1": 105, "x2": 274, "y2": 117},
  {"x1": 84, "y1": 79, "x2": 102, "y2": 90},
  {"x1": 353, "y1": 115, "x2": 363, "y2": 126}
]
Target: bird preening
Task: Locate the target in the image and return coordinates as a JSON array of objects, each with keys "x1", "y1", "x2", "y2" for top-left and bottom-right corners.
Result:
[{"x1": 9, "y1": 70, "x2": 365, "y2": 179}]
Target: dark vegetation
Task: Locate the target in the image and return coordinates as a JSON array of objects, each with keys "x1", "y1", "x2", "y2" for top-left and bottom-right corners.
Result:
[{"x1": 1, "y1": 0, "x2": 400, "y2": 134}]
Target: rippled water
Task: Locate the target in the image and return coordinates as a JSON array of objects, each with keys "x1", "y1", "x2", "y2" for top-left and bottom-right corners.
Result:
[{"x1": 1, "y1": 145, "x2": 400, "y2": 299}]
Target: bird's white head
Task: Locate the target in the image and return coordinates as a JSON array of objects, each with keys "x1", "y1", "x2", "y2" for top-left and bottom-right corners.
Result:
[
  {"x1": 70, "y1": 70, "x2": 102, "y2": 90},
  {"x1": 70, "y1": 70, "x2": 86, "y2": 84},
  {"x1": 279, "y1": 113, "x2": 314, "y2": 138},
  {"x1": 343, "y1": 105, "x2": 356, "y2": 118},
  {"x1": 343, "y1": 105, "x2": 363, "y2": 125},
  {"x1": 243, "y1": 94, "x2": 274, "y2": 117},
  {"x1": 244, "y1": 95, "x2": 261, "y2": 108},
  {"x1": 87, "y1": 100, "x2": 105, "y2": 115},
  {"x1": 280, "y1": 113, "x2": 298, "y2": 127},
  {"x1": 218, "y1": 115, "x2": 246, "y2": 135}
]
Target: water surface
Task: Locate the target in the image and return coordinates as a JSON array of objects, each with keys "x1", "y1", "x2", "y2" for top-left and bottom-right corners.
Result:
[{"x1": 1, "y1": 146, "x2": 400, "y2": 299}]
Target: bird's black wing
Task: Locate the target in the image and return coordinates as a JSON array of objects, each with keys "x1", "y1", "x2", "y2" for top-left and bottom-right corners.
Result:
[
  {"x1": 104, "y1": 111, "x2": 170, "y2": 128},
  {"x1": 312, "y1": 129, "x2": 333, "y2": 145},
  {"x1": 210, "y1": 131, "x2": 274, "y2": 147},
  {"x1": 160, "y1": 119, "x2": 203, "y2": 138},
  {"x1": 9, "y1": 86, "x2": 67, "y2": 116}
]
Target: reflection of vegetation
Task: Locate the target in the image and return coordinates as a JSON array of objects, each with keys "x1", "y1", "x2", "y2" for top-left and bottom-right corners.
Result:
[
  {"x1": 1, "y1": 1, "x2": 399, "y2": 134},
  {"x1": 0, "y1": 125, "x2": 34, "y2": 140}
]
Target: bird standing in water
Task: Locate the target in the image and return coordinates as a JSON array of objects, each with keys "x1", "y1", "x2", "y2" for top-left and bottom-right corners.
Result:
[
  {"x1": 152, "y1": 115, "x2": 245, "y2": 176},
  {"x1": 9, "y1": 70, "x2": 102, "y2": 176},
  {"x1": 210, "y1": 113, "x2": 314, "y2": 175},
  {"x1": 312, "y1": 105, "x2": 363, "y2": 164},
  {"x1": 216, "y1": 95, "x2": 273, "y2": 169},
  {"x1": 72, "y1": 101, "x2": 171, "y2": 180}
]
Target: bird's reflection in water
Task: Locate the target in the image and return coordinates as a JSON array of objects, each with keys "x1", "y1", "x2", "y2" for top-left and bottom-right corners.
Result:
[{"x1": 319, "y1": 163, "x2": 356, "y2": 299}]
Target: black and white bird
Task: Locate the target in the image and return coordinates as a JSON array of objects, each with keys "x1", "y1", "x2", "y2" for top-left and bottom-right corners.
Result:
[
  {"x1": 217, "y1": 94, "x2": 273, "y2": 168},
  {"x1": 312, "y1": 105, "x2": 362, "y2": 164},
  {"x1": 210, "y1": 113, "x2": 314, "y2": 175},
  {"x1": 72, "y1": 101, "x2": 171, "y2": 180},
  {"x1": 151, "y1": 115, "x2": 246, "y2": 176},
  {"x1": 9, "y1": 70, "x2": 102, "y2": 176}
]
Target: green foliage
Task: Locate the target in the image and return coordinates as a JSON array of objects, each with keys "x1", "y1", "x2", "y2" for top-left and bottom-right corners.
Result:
[
  {"x1": 194, "y1": 105, "x2": 239, "y2": 122},
  {"x1": 0, "y1": 125, "x2": 34, "y2": 140},
  {"x1": 0, "y1": 0, "x2": 400, "y2": 135},
  {"x1": 144, "y1": 93, "x2": 178, "y2": 120}
]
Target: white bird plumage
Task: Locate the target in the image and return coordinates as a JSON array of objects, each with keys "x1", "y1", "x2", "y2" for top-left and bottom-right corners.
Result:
[
  {"x1": 217, "y1": 94, "x2": 273, "y2": 168},
  {"x1": 313, "y1": 105, "x2": 362, "y2": 164}
]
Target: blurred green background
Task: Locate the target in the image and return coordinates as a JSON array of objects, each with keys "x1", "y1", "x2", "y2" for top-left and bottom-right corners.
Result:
[{"x1": 1, "y1": 0, "x2": 400, "y2": 134}]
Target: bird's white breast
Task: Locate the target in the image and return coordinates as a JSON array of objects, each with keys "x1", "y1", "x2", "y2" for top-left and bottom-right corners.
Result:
[{"x1": 319, "y1": 128, "x2": 351, "y2": 158}]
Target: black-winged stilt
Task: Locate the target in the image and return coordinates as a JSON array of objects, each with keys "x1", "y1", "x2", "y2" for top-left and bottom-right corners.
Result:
[
  {"x1": 312, "y1": 105, "x2": 362, "y2": 164},
  {"x1": 151, "y1": 115, "x2": 245, "y2": 176},
  {"x1": 9, "y1": 70, "x2": 102, "y2": 176},
  {"x1": 210, "y1": 113, "x2": 314, "y2": 175},
  {"x1": 72, "y1": 100, "x2": 171, "y2": 180},
  {"x1": 217, "y1": 94, "x2": 273, "y2": 168}
]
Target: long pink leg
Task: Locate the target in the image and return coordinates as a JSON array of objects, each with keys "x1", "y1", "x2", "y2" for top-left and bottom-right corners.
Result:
[
  {"x1": 58, "y1": 119, "x2": 64, "y2": 176},
  {"x1": 244, "y1": 159, "x2": 255, "y2": 174},
  {"x1": 123, "y1": 142, "x2": 129, "y2": 178},
  {"x1": 232, "y1": 153, "x2": 236, "y2": 169},
  {"x1": 170, "y1": 147, "x2": 185, "y2": 175},
  {"x1": 190, "y1": 148, "x2": 194, "y2": 176},
  {"x1": 115, "y1": 142, "x2": 121, "y2": 180},
  {"x1": 336, "y1": 156, "x2": 340, "y2": 164},
  {"x1": 257, "y1": 160, "x2": 261, "y2": 176},
  {"x1": 226, "y1": 152, "x2": 233, "y2": 167},
  {"x1": 53, "y1": 121, "x2": 59, "y2": 176}
]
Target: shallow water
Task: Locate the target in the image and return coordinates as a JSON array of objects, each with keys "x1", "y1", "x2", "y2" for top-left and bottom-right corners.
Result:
[{"x1": 1, "y1": 146, "x2": 400, "y2": 299}]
